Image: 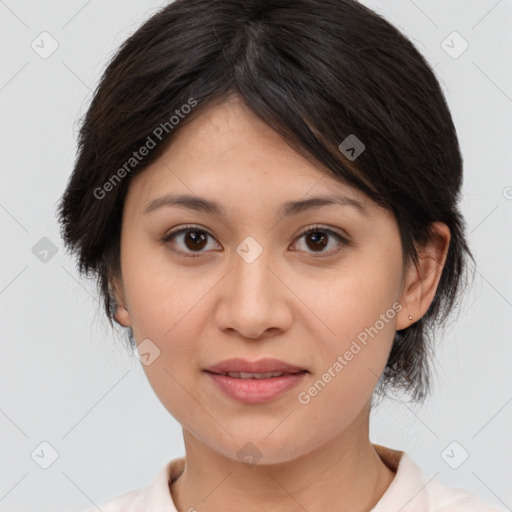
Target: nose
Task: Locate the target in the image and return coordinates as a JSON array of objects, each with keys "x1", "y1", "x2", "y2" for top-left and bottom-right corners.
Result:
[{"x1": 214, "y1": 243, "x2": 293, "y2": 340}]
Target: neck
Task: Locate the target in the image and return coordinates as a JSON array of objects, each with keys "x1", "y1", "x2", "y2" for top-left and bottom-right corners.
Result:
[{"x1": 170, "y1": 406, "x2": 396, "y2": 512}]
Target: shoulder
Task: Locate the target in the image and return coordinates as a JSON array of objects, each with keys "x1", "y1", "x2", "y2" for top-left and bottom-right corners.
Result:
[
  {"x1": 426, "y1": 477, "x2": 505, "y2": 512},
  {"x1": 78, "y1": 457, "x2": 185, "y2": 512},
  {"x1": 80, "y1": 487, "x2": 145, "y2": 512},
  {"x1": 372, "y1": 444, "x2": 506, "y2": 512}
]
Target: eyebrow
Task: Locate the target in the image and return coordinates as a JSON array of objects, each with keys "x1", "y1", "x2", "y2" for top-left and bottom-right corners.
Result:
[{"x1": 143, "y1": 193, "x2": 367, "y2": 217}]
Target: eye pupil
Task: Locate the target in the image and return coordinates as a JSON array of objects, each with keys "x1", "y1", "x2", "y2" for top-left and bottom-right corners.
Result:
[
  {"x1": 185, "y1": 231, "x2": 207, "y2": 250},
  {"x1": 307, "y1": 231, "x2": 328, "y2": 251}
]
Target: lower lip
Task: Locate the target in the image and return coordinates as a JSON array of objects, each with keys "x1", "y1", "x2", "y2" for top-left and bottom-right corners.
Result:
[{"x1": 205, "y1": 371, "x2": 307, "y2": 404}]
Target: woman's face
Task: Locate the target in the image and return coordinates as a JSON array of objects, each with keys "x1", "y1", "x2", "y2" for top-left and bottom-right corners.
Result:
[{"x1": 114, "y1": 97, "x2": 413, "y2": 464}]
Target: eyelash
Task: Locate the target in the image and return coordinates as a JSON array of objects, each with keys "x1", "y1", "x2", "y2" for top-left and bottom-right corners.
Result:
[{"x1": 161, "y1": 224, "x2": 350, "y2": 259}]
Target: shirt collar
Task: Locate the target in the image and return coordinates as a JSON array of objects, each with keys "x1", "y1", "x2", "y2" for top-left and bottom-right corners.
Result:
[
  {"x1": 371, "y1": 443, "x2": 430, "y2": 511},
  {"x1": 143, "y1": 456, "x2": 184, "y2": 511}
]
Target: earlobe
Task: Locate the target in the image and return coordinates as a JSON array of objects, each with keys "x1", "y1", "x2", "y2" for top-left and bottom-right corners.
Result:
[
  {"x1": 114, "y1": 304, "x2": 131, "y2": 327},
  {"x1": 396, "y1": 222, "x2": 451, "y2": 330},
  {"x1": 109, "y1": 278, "x2": 131, "y2": 327}
]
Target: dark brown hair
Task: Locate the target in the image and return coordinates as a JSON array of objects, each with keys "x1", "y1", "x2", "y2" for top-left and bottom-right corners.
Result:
[{"x1": 57, "y1": 0, "x2": 475, "y2": 404}]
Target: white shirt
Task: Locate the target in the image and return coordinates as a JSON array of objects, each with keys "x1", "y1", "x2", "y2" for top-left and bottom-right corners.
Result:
[{"x1": 83, "y1": 444, "x2": 505, "y2": 511}]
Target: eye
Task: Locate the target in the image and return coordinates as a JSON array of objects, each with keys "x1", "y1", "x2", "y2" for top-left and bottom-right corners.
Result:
[
  {"x1": 162, "y1": 224, "x2": 220, "y2": 258},
  {"x1": 291, "y1": 225, "x2": 350, "y2": 257},
  {"x1": 162, "y1": 224, "x2": 350, "y2": 258}
]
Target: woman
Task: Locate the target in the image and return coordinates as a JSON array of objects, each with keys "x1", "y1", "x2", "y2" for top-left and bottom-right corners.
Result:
[{"x1": 58, "y1": 0, "x2": 504, "y2": 510}]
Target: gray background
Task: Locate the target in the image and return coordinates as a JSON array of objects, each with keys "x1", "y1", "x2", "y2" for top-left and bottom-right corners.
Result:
[{"x1": 1, "y1": 1, "x2": 511, "y2": 511}]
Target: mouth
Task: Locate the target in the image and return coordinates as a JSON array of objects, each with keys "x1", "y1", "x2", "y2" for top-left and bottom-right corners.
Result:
[
  {"x1": 204, "y1": 369, "x2": 308, "y2": 403},
  {"x1": 204, "y1": 370, "x2": 308, "y2": 379},
  {"x1": 204, "y1": 357, "x2": 308, "y2": 376},
  {"x1": 203, "y1": 358, "x2": 309, "y2": 403}
]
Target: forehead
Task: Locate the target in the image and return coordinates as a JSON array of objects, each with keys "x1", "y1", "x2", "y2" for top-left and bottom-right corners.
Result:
[
  {"x1": 168, "y1": 97, "x2": 320, "y2": 179},
  {"x1": 124, "y1": 98, "x2": 379, "y2": 221}
]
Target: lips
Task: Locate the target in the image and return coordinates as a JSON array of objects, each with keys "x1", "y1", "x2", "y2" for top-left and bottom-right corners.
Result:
[
  {"x1": 204, "y1": 357, "x2": 307, "y2": 377},
  {"x1": 205, "y1": 361, "x2": 308, "y2": 403}
]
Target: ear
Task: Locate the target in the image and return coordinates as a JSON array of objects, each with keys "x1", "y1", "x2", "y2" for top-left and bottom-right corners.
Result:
[
  {"x1": 109, "y1": 276, "x2": 131, "y2": 328},
  {"x1": 396, "y1": 222, "x2": 451, "y2": 330}
]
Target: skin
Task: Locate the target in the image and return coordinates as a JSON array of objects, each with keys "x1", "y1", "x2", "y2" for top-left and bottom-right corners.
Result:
[{"x1": 112, "y1": 95, "x2": 450, "y2": 512}]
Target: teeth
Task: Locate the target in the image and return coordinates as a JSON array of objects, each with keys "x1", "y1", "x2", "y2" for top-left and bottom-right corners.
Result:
[{"x1": 224, "y1": 371, "x2": 288, "y2": 379}]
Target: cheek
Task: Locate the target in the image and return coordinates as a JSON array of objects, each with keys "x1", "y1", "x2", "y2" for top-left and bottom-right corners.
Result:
[
  {"x1": 296, "y1": 265, "x2": 400, "y2": 402},
  {"x1": 305, "y1": 265, "x2": 400, "y2": 344},
  {"x1": 123, "y1": 242, "x2": 222, "y2": 345},
  {"x1": 139, "y1": 359, "x2": 211, "y2": 440},
  {"x1": 295, "y1": 313, "x2": 396, "y2": 434},
  {"x1": 121, "y1": 238, "x2": 211, "y2": 337}
]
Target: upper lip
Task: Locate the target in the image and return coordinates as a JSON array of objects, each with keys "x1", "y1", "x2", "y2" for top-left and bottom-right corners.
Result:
[{"x1": 205, "y1": 358, "x2": 307, "y2": 374}]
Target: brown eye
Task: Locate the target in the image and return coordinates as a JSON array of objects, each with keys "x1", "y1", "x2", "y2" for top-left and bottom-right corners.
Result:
[
  {"x1": 182, "y1": 230, "x2": 208, "y2": 251},
  {"x1": 305, "y1": 230, "x2": 328, "y2": 251},
  {"x1": 162, "y1": 225, "x2": 219, "y2": 257},
  {"x1": 292, "y1": 225, "x2": 349, "y2": 257}
]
